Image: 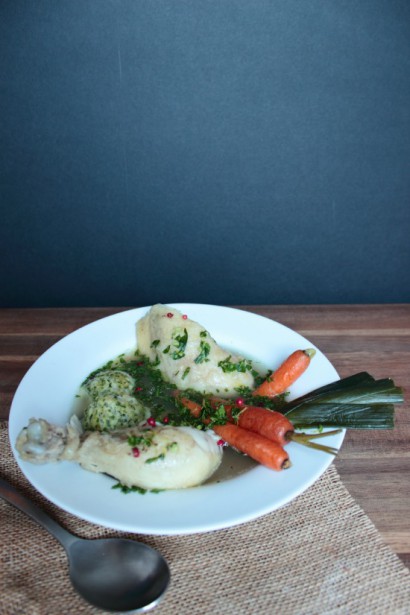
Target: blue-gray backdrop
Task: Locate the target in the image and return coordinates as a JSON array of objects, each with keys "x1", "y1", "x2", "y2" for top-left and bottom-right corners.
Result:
[{"x1": 1, "y1": 0, "x2": 409, "y2": 307}]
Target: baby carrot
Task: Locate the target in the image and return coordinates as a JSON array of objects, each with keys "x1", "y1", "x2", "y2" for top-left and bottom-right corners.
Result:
[
  {"x1": 236, "y1": 405, "x2": 341, "y2": 454},
  {"x1": 213, "y1": 423, "x2": 291, "y2": 471},
  {"x1": 237, "y1": 406, "x2": 294, "y2": 445},
  {"x1": 178, "y1": 394, "x2": 338, "y2": 461},
  {"x1": 252, "y1": 348, "x2": 316, "y2": 398},
  {"x1": 177, "y1": 396, "x2": 203, "y2": 418},
  {"x1": 181, "y1": 396, "x2": 294, "y2": 446}
]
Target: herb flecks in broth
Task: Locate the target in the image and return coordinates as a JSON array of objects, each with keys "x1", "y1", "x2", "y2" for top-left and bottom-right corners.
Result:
[{"x1": 81, "y1": 353, "x2": 287, "y2": 432}]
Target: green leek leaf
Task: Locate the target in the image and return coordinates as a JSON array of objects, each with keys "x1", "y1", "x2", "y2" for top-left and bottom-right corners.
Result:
[
  {"x1": 287, "y1": 403, "x2": 395, "y2": 429},
  {"x1": 282, "y1": 373, "x2": 403, "y2": 430}
]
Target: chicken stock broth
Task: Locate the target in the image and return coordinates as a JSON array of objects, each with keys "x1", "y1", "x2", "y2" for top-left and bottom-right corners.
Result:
[{"x1": 75, "y1": 348, "x2": 279, "y2": 484}]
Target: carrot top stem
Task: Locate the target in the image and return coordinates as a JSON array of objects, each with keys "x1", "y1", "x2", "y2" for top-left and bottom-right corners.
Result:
[
  {"x1": 289, "y1": 428, "x2": 342, "y2": 443},
  {"x1": 300, "y1": 441, "x2": 339, "y2": 455},
  {"x1": 289, "y1": 429, "x2": 342, "y2": 455},
  {"x1": 303, "y1": 348, "x2": 317, "y2": 359}
]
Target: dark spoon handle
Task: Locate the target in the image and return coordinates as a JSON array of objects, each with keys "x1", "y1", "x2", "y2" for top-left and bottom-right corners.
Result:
[{"x1": 0, "y1": 476, "x2": 76, "y2": 549}]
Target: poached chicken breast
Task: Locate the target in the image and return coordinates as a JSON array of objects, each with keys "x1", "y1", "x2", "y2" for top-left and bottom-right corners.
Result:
[{"x1": 137, "y1": 304, "x2": 255, "y2": 397}]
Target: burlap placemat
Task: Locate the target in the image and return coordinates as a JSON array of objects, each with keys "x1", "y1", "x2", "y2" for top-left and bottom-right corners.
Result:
[{"x1": 1, "y1": 422, "x2": 410, "y2": 615}]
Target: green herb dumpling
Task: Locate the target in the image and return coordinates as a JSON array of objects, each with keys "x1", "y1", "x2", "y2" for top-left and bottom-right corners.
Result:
[
  {"x1": 81, "y1": 393, "x2": 147, "y2": 432},
  {"x1": 84, "y1": 370, "x2": 136, "y2": 398}
]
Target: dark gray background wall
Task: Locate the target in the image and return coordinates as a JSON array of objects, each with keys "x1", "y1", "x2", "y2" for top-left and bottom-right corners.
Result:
[{"x1": 1, "y1": 0, "x2": 409, "y2": 307}]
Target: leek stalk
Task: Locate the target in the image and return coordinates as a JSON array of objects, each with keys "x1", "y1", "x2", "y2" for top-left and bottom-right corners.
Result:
[{"x1": 282, "y1": 372, "x2": 403, "y2": 429}]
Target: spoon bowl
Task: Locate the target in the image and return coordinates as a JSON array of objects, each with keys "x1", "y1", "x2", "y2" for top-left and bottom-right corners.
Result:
[
  {"x1": 68, "y1": 537, "x2": 170, "y2": 612},
  {"x1": 0, "y1": 477, "x2": 170, "y2": 612}
]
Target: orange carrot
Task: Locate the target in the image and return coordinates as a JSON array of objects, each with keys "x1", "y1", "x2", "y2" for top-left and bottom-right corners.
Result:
[
  {"x1": 252, "y1": 348, "x2": 316, "y2": 398},
  {"x1": 237, "y1": 406, "x2": 294, "y2": 445},
  {"x1": 236, "y1": 405, "x2": 342, "y2": 453},
  {"x1": 210, "y1": 401, "x2": 340, "y2": 452},
  {"x1": 186, "y1": 395, "x2": 294, "y2": 445},
  {"x1": 178, "y1": 394, "x2": 340, "y2": 457},
  {"x1": 178, "y1": 395, "x2": 232, "y2": 424},
  {"x1": 178, "y1": 396, "x2": 203, "y2": 418},
  {"x1": 213, "y1": 423, "x2": 290, "y2": 470}
]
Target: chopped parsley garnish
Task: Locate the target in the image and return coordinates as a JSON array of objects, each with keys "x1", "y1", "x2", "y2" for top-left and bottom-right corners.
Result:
[
  {"x1": 182, "y1": 366, "x2": 190, "y2": 380},
  {"x1": 145, "y1": 453, "x2": 165, "y2": 464},
  {"x1": 127, "y1": 434, "x2": 153, "y2": 447},
  {"x1": 112, "y1": 483, "x2": 164, "y2": 494},
  {"x1": 194, "y1": 341, "x2": 211, "y2": 364},
  {"x1": 112, "y1": 483, "x2": 147, "y2": 494},
  {"x1": 234, "y1": 386, "x2": 252, "y2": 395},
  {"x1": 171, "y1": 328, "x2": 188, "y2": 360},
  {"x1": 207, "y1": 404, "x2": 229, "y2": 427},
  {"x1": 218, "y1": 355, "x2": 253, "y2": 374},
  {"x1": 150, "y1": 339, "x2": 160, "y2": 348}
]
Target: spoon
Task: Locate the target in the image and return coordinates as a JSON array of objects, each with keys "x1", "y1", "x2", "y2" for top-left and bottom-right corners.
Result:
[{"x1": 0, "y1": 476, "x2": 170, "y2": 613}]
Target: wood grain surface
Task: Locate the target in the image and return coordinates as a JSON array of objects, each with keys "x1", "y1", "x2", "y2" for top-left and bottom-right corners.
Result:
[{"x1": 1, "y1": 304, "x2": 409, "y2": 569}]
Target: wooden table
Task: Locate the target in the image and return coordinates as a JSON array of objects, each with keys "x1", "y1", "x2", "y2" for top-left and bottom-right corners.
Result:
[{"x1": 1, "y1": 305, "x2": 409, "y2": 570}]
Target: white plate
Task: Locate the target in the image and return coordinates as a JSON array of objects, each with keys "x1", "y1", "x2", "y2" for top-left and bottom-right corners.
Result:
[{"x1": 9, "y1": 304, "x2": 344, "y2": 535}]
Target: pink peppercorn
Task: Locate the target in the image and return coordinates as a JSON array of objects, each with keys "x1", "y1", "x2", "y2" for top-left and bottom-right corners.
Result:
[
  {"x1": 167, "y1": 312, "x2": 173, "y2": 318},
  {"x1": 135, "y1": 386, "x2": 143, "y2": 392},
  {"x1": 163, "y1": 416, "x2": 170, "y2": 424},
  {"x1": 132, "y1": 447, "x2": 140, "y2": 457},
  {"x1": 182, "y1": 314, "x2": 188, "y2": 320},
  {"x1": 217, "y1": 439, "x2": 225, "y2": 446},
  {"x1": 235, "y1": 397, "x2": 245, "y2": 408},
  {"x1": 147, "y1": 417, "x2": 156, "y2": 427}
]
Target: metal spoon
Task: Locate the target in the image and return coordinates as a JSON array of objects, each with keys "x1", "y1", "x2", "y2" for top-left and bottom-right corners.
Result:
[{"x1": 0, "y1": 477, "x2": 170, "y2": 612}]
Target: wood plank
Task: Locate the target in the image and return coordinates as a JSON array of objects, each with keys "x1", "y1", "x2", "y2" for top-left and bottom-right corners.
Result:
[
  {"x1": 399, "y1": 553, "x2": 410, "y2": 569},
  {"x1": 0, "y1": 360, "x2": 35, "y2": 420},
  {"x1": 335, "y1": 457, "x2": 410, "y2": 553},
  {"x1": 0, "y1": 334, "x2": 63, "y2": 357},
  {"x1": 0, "y1": 307, "x2": 127, "y2": 334},
  {"x1": 1, "y1": 303, "x2": 409, "y2": 334},
  {"x1": 239, "y1": 304, "x2": 410, "y2": 331}
]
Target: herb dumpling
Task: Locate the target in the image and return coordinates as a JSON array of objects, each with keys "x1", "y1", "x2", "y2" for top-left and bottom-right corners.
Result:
[
  {"x1": 81, "y1": 393, "x2": 147, "y2": 432},
  {"x1": 137, "y1": 304, "x2": 255, "y2": 396},
  {"x1": 84, "y1": 370, "x2": 136, "y2": 397},
  {"x1": 80, "y1": 369, "x2": 147, "y2": 431}
]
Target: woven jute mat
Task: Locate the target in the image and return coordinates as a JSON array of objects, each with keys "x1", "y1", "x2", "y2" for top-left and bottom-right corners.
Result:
[{"x1": 1, "y1": 422, "x2": 410, "y2": 615}]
